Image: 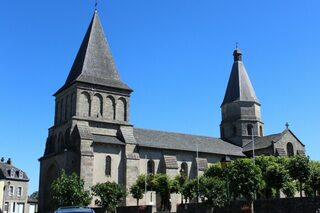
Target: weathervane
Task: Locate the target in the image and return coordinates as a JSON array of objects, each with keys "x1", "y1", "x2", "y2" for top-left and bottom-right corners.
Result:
[{"x1": 235, "y1": 41, "x2": 238, "y2": 49}]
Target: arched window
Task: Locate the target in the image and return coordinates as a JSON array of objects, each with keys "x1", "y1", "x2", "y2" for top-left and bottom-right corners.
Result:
[
  {"x1": 259, "y1": 126, "x2": 263, "y2": 136},
  {"x1": 79, "y1": 92, "x2": 90, "y2": 117},
  {"x1": 116, "y1": 97, "x2": 127, "y2": 121},
  {"x1": 147, "y1": 160, "x2": 155, "y2": 175},
  {"x1": 180, "y1": 162, "x2": 188, "y2": 177},
  {"x1": 71, "y1": 92, "x2": 76, "y2": 117},
  {"x1": 92, "y1": 94, "x2": 103, "y2": 118},
  {"x1": 106, "y1": 96, "x2": 116, "y2": 120},
  {"x1": 65, "y1": 95, "x2": 70, "y2": 120},
  {"x1": 58, "y1": 133, "x2": 65, "y2": 151},
  {"x1": 60, "y1": 98, "x2": 64, "y2": 122},
  {"x1": 287, "y1": 142, "x2": 294, "y2": 156},
  {"x1": 247, "y1": 124, "x2": 253, "y2": 136},
  {"x1": 105, "y1": 156, "x2": 111, "y2": 176},
  {"x1": 55, "y1": 101, "x2": 59, "y2": 125}
]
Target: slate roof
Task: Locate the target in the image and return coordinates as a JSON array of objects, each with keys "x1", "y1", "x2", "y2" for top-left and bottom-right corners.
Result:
[
  {"x1": 56, "y1": 11, "x2": 131, "y2": 95},
  {"x1": 222, "y1": 48, "x2": 259, "y2": 106},
  {"x1": 243, "y1": 133, "x2": 282, "y2": 152},
  {"x1": 0, "y1": 161, "x2": 29, "y2": 181},
  {"x1": 133, "y1": 128, "x2": 245, "y2": 156},
  {"x1": 93, "y1": 134, "x2": 125, "y2": 146}
]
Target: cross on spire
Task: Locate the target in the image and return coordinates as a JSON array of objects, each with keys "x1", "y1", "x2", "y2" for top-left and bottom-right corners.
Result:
[
  {"x1": 285, "y1": 122, "x2": 289, "y2": 129},
  {"x1": 94, "y1": 0, "x2": 98, "y2": 11}
]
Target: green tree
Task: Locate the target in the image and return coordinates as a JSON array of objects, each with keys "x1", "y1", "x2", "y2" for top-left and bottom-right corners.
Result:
[
  {"x1": 229, "y1": 158, "x2": 263, "y2": 201},
  {"x1": 171, "y1": 174, "x2": 187, "y2": 203},
  {"x1": 204, "y1": 164, "x2": 223, "y2": 178},
  {"x1": 91, "y1": 182, "x2": 127, "y2": 213},
  {"x1": 287, "y1": 155, "x2": 311, "y2": 197},
  {"x1": 255, "y1": 155, "x2": 277, "y2": 198},
  {"x1": 151, "y1": 174, "x2": 172, "y2": 211},
  {"x1": 282, "y1": 180, "x2": 297, "y2": 198},
  {"x1": 305, "y1": 160, "x2": 320, "y2": 197},
  {"x1": 199, "y1": 176, "x2": 227, "y2": 212},
  {"x1": 130, "y1": 183, "x2": 144, "y2": 206},
  {"x1": 50, "y1": 170, "x2": 91, "y2": 209},
  {"x1": 265, "y1": 162, "x2": 288, "y2": 198},
  {"x1": 181, "y1": 178, "x2": 198, "y2": 203}
]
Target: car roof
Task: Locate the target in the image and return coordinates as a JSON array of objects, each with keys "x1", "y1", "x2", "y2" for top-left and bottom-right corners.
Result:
[{"x1": 55, "y1": 207, "x2": 94, "y2": 213}]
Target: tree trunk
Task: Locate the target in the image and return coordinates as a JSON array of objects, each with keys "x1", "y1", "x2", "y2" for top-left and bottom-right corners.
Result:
[
  {"x1": 299, "y1": 181, "x2": 303, "y2": 197},
  {"x1": 137, "y1": 199, "x2": 139, "y2": 206},
  {"x1": 251, "y1": 200, "x2": 254, "y2": 213}
]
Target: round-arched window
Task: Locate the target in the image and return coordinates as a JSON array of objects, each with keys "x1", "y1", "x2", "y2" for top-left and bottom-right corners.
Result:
[
  {"x1": 147, "y1": 160, "x2": 155, "y2": 175},
  {"x1": 287, "y1": 143, "x2": 294, "y2": 156},
  {"x1": 180, "y1": 162, "x2": 188, "y2": 177},
  {"x1": 247, "y1": 124, "x2": 253, "y2": 136}
]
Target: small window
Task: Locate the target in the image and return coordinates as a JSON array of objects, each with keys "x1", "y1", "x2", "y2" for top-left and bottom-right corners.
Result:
[
  {"x1": 232, "y1": 125, "x2": 237, "y2": 136},
  {"x1": 180, "y1": 162, "x2": 188, "y2": 177},
  {"x1": 10, "y1": 168, "x2": 15, "y2": 178},
  {"x1": 105, "y1": 156, "x2": 111, "y2": 176},
  {"x1": 8, "y1": 186, "x2": 14, "y2": 196},
  {"x1": 4, "y1": 202, "x2": 9, "y2": 212},
  {"x1": 16, "y1": 187, "x2": 22, "y2": 197},
  {"x1": 247, "y1": 124, "x2": 253, "y2": 136},
  {"x1": 147, "y1": 160, "x2": 155, "y2": 175},
  {"x1": 287, "y1": 142, "x2": 294, "y2": 157}
]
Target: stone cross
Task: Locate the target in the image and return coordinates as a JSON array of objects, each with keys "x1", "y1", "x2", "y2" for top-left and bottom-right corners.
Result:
[{"x1": 285, "y1": 122, "x2": 289, "y2": 129}]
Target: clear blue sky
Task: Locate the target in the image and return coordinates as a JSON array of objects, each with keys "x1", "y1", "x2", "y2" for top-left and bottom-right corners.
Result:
[{"x1": 1, "y1": 0, "x2": 319, "y2": 194}]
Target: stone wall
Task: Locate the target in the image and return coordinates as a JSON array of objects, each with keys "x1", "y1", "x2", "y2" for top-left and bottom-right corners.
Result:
[{"x1": 177, "y1": 197, "x2": 320, "y2": 213}]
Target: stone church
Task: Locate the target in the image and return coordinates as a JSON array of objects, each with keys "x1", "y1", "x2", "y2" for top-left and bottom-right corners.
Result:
[{"x1": 38, "y1": 11, "x2": 305, "y2": 212}]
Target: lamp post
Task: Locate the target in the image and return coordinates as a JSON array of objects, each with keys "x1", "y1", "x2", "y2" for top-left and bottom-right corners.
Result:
[{"x1": 220, "y1": 155, "x2": 231, "y2": 202}]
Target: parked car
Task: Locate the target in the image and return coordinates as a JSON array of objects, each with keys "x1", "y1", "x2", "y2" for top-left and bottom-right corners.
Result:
[{"x1": 54, "y1": 207, "x2": 95, "y2": 213}]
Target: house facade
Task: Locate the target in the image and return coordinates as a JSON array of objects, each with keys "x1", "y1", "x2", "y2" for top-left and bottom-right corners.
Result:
[{"x1": 0, "y1": 158, "x2": 29, "y2": 213}]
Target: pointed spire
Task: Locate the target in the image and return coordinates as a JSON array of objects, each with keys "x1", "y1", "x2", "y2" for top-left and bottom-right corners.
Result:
[
  {"x1": 221, "y1": 48, "x2": 259, "y2": 106},
  {"x1": 57, "y1": 11, "x2": 131, "y2": 94}
]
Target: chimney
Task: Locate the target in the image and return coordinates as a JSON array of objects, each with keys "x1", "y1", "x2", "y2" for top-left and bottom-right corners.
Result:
[{"x1": 7, "y1": 158, "x2": 12, "y2": 165}]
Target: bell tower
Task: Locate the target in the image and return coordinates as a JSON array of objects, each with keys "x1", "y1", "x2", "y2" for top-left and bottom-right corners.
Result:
[{"x1": 220, "y1": 48, "x2": 264, "y2": 147}]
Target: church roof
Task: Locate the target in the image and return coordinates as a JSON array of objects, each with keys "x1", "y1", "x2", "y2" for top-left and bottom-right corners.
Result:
[
  {"x1": 221, "y1": 48, "x2": 259, "y2": 106},
  {"x1": 133, "y1": 128, "x2": 245, "y2": 157},
  {"x1": 242, "y1": 128, "x2": 305, "y2": 152},
  {"x1": 242, "y1": 133, "x2": 282, "y2": 152},
  {"x1": 56, "y1": 11, "x2": 131, "y2": 94}
]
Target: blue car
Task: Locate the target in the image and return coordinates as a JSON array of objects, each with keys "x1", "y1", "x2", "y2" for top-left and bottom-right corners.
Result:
[{"x1": 54, "y1": 207, "x2": 95, "y2": 213}]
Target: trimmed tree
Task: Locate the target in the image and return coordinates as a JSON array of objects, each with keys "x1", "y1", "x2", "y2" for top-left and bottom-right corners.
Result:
[
  {"x1": 171, "y1": 174, "x2": 187, "y2": 203},
  {"x1": 265, "y1": 162, "x2": 288, "y2": 198},
  {"x1": 305, "y1": 160, "x2": 320, "y2": 197},
  {"x1": 130, "y1": 183, "x2": 144, "y2": 205},
  {"x1": 151, "y1": 174, "x2": 172, "y2": 211},
  {"x1": 229, "y1": 158, "x2": 263, "y2": 213},
  {"x1": 287, "y1": 155, "x2": 311, "y2": 197},
  {"x1": 181, "y1": 178, "x2": 198, "y2": 203},
  {"x1": 50, "y1": 170, "x2": 91, "y2": 209},
  {"x1": 91, "y1": 182, "x2": 127, "y2": 213},
  {"x1": 199, "y1": 176, "x2": 227, "y2": 212}
]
